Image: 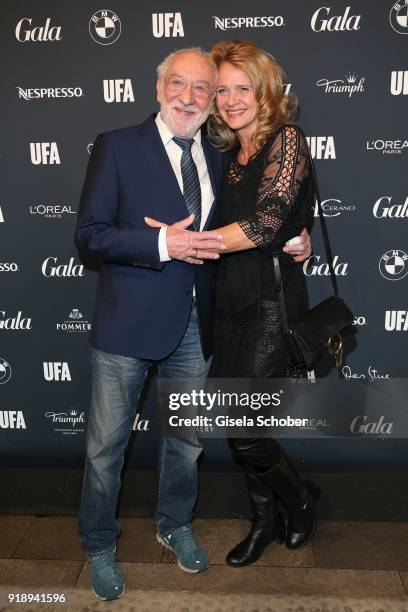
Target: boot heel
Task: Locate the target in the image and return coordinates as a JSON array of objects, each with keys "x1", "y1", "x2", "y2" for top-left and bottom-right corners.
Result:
[
  {"x1": 274, "y1": 514, "x2": 286, "y2": 545},
  {"x1": 275, "y1": 524, "x2": 285, "y2": 545}
]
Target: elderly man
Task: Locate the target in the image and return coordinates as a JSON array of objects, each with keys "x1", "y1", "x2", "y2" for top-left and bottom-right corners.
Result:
[{"x1": 76, "y1": 47, "x2": 311, "y2": 601}]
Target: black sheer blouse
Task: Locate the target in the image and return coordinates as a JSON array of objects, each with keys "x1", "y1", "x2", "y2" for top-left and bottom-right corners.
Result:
[{"x1": 212, "y1": 125, "x2": 315, "y2": 378}]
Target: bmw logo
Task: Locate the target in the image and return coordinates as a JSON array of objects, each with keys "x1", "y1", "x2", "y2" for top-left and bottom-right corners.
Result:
[
  {"x1": 379, "y1": 249, "x2": 408, "y2": 280},
  {"x1": 390, "y1": 1, "x2": 408, "y2": 34},
  {"x1": 0, "y1": 358, "x2": 12, "y2": 384},
  {"x1": 89, "y1": 10, "x2": 121, "y2": 45}
]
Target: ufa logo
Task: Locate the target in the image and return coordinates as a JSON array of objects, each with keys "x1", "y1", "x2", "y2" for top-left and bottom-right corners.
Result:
[
  {"x1": 103, "y1": 79, "x2": 134, "y2": 103},
  {"x1": 89, "y1": 10, "x2": 121, "y2": 45},
  {"x1": 43, "y1": 362, "x2": 71, "y2": 381},
  {"x1": 306, "y1": 136, "x2": 336, "y2": 159},
  {"x1": 385, "y1": 311, "x2": 408, "y2": 331},
  {"x1": 30, "y1": 143, "x2": 61, "y2": 165},
  {"x1": 390, "y1": 0, "x2": 408, "y2": 34},
  {"x1": 152, "y1": 13, "x2": 184, "y2": 38},
  {"x1": 0, "y1": 411, "x2": 26, "y2": 429},
  {"x1": 379, "y1": 250, "x2": 408, "y2": 280},
  {"x1": 0, "y1": 358, "x2": 12, "y2": 384},
  {"x1": 390, "y1": 70, "x2": 408, "y2": 95}
]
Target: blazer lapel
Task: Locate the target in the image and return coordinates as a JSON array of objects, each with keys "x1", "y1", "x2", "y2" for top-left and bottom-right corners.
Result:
[
  {"x1": 136, "y1": 115, "x2": 188, "y2": 218},
  {"x1": 202, "y1": 135, "x2": 220, "y2": 230}
]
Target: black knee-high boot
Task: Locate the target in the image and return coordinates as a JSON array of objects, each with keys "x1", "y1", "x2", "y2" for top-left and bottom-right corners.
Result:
[
  {"x1": 257, "y1": 454, "x2": 319, "y2": 549},
  {"x1": 226, "y1": 463, "x2": 285, "y2": 567}
]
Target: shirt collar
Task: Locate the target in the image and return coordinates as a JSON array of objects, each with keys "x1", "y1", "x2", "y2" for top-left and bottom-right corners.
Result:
[{"x1": 155, "y1": 112, "x2": 202, "y2": 148}]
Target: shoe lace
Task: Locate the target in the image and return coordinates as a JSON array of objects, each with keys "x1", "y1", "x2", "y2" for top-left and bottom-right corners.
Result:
[{"x1": 173, "y1": 528, "x2": 198, "y2": 551}]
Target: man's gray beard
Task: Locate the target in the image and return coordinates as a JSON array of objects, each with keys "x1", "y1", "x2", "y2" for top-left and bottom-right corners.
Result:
[{"x1": 160, "y1": 102, "x2": 210, "y2": 138}]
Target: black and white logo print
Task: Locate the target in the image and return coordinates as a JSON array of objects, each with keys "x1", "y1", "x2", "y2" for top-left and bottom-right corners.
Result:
[
  {"x1": 0, "y1": 358, "x2": 12, "y2": 384},
  {"x1": 89, "y1": 10, "x2": 121, "y2": 45},
  {"x1": 390, "y1": 1, "x2": 408, "y2": 34},
  {"x1": 379, "y1": 250, "x2": 408, "y2": 280}
]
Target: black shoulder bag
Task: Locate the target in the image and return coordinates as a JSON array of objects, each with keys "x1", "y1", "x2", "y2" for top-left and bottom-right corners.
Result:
[{"x1": 273, "y1": 157, "x2": 354, "y2": 372}]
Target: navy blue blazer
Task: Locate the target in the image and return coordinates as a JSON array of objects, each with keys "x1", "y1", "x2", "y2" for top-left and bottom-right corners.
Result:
[{"x1": 75, "y1": 115, "x2": 227, "y2": 360}]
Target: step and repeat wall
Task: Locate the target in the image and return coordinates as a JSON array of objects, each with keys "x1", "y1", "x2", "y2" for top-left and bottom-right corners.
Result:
[{"x1": 1, "y1": 1, "x2": 407, "y2": 473}]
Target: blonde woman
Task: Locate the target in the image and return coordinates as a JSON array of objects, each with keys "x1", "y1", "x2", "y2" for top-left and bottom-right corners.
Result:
[{"x1": 207, "y1": 40, "x2": 319, "y2": 566}]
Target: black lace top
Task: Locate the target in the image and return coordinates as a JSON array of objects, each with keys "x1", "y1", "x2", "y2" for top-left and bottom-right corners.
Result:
[{"x1": 212, "y1": 125, "x2": 315, "y2": 378}]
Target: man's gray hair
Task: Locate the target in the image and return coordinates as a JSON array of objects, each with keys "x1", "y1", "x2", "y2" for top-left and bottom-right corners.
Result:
[{"x1": 156, "y1": 47, "x2": 217, "y2": 80}]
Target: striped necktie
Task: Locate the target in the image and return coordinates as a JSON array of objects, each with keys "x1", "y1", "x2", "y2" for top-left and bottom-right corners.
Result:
[{"x1": 173, "y1": 137, "x2": 201, "y2": 231}]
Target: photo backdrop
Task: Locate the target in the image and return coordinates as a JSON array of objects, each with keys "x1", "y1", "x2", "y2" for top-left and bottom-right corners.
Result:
[{"x1": 1, "y1": 0, "x2": 407, "y2": 473}]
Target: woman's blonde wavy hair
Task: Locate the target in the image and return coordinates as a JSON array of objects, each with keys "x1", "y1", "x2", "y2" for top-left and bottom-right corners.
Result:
[{"x1": 207, "y1": 40, "x2": 298, "y2": 151}]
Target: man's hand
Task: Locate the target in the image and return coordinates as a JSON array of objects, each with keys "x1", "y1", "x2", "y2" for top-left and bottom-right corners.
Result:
[
  {"x1": 282, "y1": 228, "x2": 312, "y2": 263},
  {"x1": 144, "y1": 214, "x2": 226, "y2": 265}
]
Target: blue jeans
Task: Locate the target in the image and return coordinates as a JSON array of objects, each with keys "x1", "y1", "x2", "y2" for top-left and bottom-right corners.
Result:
[{"x1": 78, "y1": 303, "x2": 211, "y2": 557}]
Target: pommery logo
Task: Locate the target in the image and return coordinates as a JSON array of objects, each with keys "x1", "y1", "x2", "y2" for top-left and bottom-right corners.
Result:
[
  {"x1": 316, "y1": 72, "x2": 365, "y2": 97},
  {"x1": 56, "y1": 309, "x2": 92, "y2": 333}
]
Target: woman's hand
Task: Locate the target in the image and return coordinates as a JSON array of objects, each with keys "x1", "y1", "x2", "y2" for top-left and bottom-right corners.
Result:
[
  {"x1": 282, "y1": 228, "x2": 312, "y2": 262},
  {"x1": 144, "y1": 214, "x2": 225, "y2": 264}
]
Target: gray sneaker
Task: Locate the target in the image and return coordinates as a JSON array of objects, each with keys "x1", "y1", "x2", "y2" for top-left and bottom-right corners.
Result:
[{"x1": 157, "y1": 526, "x2": 209, "y2": 573}]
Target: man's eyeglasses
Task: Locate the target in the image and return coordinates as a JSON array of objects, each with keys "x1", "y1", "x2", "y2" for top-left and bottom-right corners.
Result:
[{"x1": 165, "y1": 76, "x2": 213, "y2": 100}]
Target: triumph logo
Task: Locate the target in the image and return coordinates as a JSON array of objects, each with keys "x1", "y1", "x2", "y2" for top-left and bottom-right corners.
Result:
[
  {"x1": 367, "y1": 139, "x2": 408, "y2": 154},
  {"x1": 0, "y1": 311, "x2": 32, "y2": 330},
  {"x1": 30, "y1": 142, "x2": 61, "y2": 165},
  {"x1": 17, "y1": 87, "x2": 83, "y2": 100},
  {"x1": 304, "y1": 255, "x2": 349, "y2": 276},
  {"x1": 379, "y1": 250, "x2": 408, "y2": 281},
  {"x1": 212, "y1": 15, "x2": 285, "y2": 30},
  {"x1": 373, "y1": 196, "x2": 408, "y2": 218},
  {"x1": 30, "y1": 204, "x2": 76, "y2": 219},
  {"x1": 44, "y1": 407, "x2": 85, "y2": 435},
  {"x1": 390, "y1": 70, "x2": 408, "y2": 95},
  {"x1": 89, "y1": 10, "x2": 121, "y2": 45},
  {"x1": 390, "y1": 0, "x2": 408, "y2": 34},
  {"x1": 0, "y1": 359, "x2": 12, "y2": 384},
  {"x1": 103, "y1": 79, "x2": 135, "y2": 103},
  {"x1": 56, "y1": 309, "x2": 91, "y2": 333},
  {"x1": 0, "y1": 411, "x2": 26, "y2": 429},
  {"x1": 41, "y1": 257, "x2": 84, "y2": 277},
  {"x1": 311, "y1": 6, "x2": 361, "y2": 31},
  {"x1": 15, "y1": 18, "x2": 62, "y2": 42},
  {"x1": 350, "y1": 416, "x2": 393, "y2": 435},
  {"x1": 43, "y1": 362, "x2": 71, "y2": 382},
  {"x1": 385, "y1": 310, "x2": 408, "y2": 331},
  {"x1": 314, "y1": 198, "x2": 356, "y2": 217},
  {"x1": 306, "y1": 136, "x2": 336, "y2": 159},
  {"x1": 316, "y1": 72, "x2": 365, "y2": 97},
  {"x1": 152, "y1": 13, "x2": 184, "y2": 37}
]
